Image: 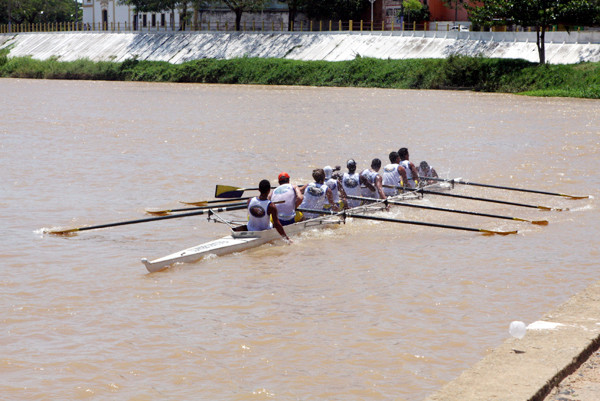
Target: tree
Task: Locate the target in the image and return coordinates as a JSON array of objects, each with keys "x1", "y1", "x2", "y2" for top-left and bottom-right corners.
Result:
[
  {"x1": 1, "y1": 0, "x2": 78, "y2": 24},
  {"x1": 213, "y1": 0, "x2": 268, "y2": 31},
  {"x1": 397, "y1": 0, "x2": 430, "y2": 25},
  {"x1": 468, "y1": 0, "x2": 600, "y2": 64},
  {"x1": 280, "y1": 0, "x2": 306, "y2": 30},
  {"x1": 303, "y1": 0, "x2": 366, "y2": 22},
  {"x1": 442, "y1": 0, "x2": 467, "y2": 24}
]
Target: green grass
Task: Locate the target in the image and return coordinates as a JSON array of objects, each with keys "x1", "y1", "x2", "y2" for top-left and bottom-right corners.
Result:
[{"x1": 1, "y1": 54, "x2": 599, "y2": 98}]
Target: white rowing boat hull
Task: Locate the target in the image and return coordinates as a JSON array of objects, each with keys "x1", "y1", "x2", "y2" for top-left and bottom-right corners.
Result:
[
  {"x1": 141, "y1": 183, "x2": 450, "y2": 273},
  {"x1": 142, "y1": 216, "x2": 343, "y2": 273}
]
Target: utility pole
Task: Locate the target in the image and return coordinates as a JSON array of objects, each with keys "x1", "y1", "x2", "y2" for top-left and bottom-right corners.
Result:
[
  {"x1": 369, "y1": 0, "x2": 375, "y2": 22},
  {"x1": 8, "y1": 0, "x2": 12, "y2": 33}
]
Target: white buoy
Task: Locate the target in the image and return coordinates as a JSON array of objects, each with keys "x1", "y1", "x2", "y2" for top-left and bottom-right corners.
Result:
[{"x1": 509, "y1": 321, "x2": 527, "y2": 339}]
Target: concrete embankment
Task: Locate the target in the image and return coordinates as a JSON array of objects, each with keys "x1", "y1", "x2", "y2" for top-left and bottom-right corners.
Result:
[
  {"x1": 1, "y1": 31, "x2": 600, "y2": 64},
  {"x1": 424, "y1": 279, "x2": 600, "y2": 401}
]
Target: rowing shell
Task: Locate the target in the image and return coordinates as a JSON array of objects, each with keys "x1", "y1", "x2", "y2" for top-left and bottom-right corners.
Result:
[{"x1": 141, "y1": 183, "x2": 449, "y2": 273}]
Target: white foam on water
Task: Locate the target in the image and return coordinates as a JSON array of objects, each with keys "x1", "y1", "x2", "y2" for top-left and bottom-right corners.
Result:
[{"x1": 527, "y1": 321, "x2": 565, "y2": 330}]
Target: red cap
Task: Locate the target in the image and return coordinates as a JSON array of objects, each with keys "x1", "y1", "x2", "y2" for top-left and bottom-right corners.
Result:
[{"x1": 278, "y1": 172, "x2": 290, "y2": 181}]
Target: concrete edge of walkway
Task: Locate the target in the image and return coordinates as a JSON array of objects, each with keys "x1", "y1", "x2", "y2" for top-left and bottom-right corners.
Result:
[{"x1": 424, "y1": 279, "x2": 600, "y2": 401}]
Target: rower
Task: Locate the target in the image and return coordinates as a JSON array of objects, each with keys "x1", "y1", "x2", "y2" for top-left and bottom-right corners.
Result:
[
  {"x1": 418, "y1": 160, "x2": 439, "y2": 185},
  {"x1": 269, "y1": 172, "x2": 303, "y2": 226},
  {"x1": 324, "y1": 165, "x2": 346, "y2": 210},
  {"x1": 382, "y1": 151, "x2": 408, "y2": 197},
  {"x1": 247, "y1": 179, "x2": 291, "y2": 242},
  {"x1": 360, "y1": 158, "x2": 386, "y2": 200},
  {"x1": 299, "y1": 168, "x2": 338, "y2": 219},
  {"x1": 341, "y1": 159, "x2": 366, "y2": 208},
  {"x1": 398, "y1": 147, "x2": 419, "y2": 189}
]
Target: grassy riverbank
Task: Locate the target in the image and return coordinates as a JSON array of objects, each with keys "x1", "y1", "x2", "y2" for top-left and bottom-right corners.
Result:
[{"x1": 1, "y1": 49, "x2": 599, "y2": 98}]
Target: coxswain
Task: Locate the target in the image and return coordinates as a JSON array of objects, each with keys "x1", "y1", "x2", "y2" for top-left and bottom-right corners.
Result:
[
  {"x1": 299, "y1": 168, "x2": 338, "y2": 219},
  {"x1": 341, "y1": 159, "x2": 366, "y2": 208},
  {"x1": 247, "y1": 179, "x2": 290, "y2": 242},
  {"x1": 360, "y1": 158, "x2": 387, "y2": 200},
  {"x1": 398, "y1": 147, "x2": 419, "y2": 189},
  {"x1": 269, "y1": 172, "x2": 303, "y2": 226},
  {"x1": 418, "y1": 161, "x2": 439, "y2": 185},
  {"x1": 382, "y1": 151, "x2": 408, "y2": 197}
]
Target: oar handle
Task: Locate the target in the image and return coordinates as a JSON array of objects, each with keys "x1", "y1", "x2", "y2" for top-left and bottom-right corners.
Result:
[
  {"x1": 417, "y1": 189, "x2": 560, "y2": 210},
  {"x1": 346, "y1": 195, "x2": 547, "y2": 224},
  {"x1": 297, "y1": 207, "x2": 518, "y2": 235},
  {"x1": 419, "y1": 176, "x2": 588, "y2": 199},
  {"x1": 180, "y1": 196, "x2": 252, "y2": 206},
  {"x1": 146, "y1": 201, "x2": 247, "y2": 215},
  {"x1": 47, "y1": 204, "x2": 248, "y2": 235}
]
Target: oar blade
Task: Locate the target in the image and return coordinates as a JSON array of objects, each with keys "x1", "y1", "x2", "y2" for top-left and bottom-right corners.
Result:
[
  {"x1": 215, "y1": 185, "x2": 246, "y2": 199},
  {"x1": 531, "y1": 220, "x2": 549, "y2": 226},
  {"x1": 479, "y1": 229, "x2": 518, "y2": 236},
  {"x1": 178, "y1": 201, "x2": 209, "y2": 206},
  {"x1": 144, "y1": 208, "x2": 171, "y2": 216},
  {"x1": 45, "y1": 227, "x2": 81, "y2": 235},
  {"x1": 562, "y1": 194, "x2": 589, "y2": 200}
]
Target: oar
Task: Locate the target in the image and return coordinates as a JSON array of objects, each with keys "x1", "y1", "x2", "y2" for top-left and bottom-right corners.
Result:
[
  {"x1": 415, "y1": 188, "x2": 567, "y2": 211},
  {"x1": 179, "y1": 196, "x2": 252, "y2": 206},
  {"x1": 420, "y1": 177, "x2": 589, "y2": 200},
  {"x1": 215, "y1": 185, "x2": 260, "y2": 199},
  {"x1": 145, "y1": 201, "x2": 248, "y2": 216},
  {"x1": 347, "y1": 195, "x2": 548, "y2": 225},
  {"x1": 297, "y1": 208, "x2": 518, "y2": 236},
  {"x1": 45, "y1": 204, "x2": 248, "y2": 235},
  {"x1": 146, "y1": 199, "x2": 284, "y2": 216}
]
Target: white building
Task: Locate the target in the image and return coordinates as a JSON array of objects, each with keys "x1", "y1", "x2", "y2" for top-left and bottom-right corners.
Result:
[{"x1": 81, "y1": 0, "x2": 291, "y2": 31}]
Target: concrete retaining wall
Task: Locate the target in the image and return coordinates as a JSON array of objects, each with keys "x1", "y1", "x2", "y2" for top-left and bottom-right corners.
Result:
[{"x1": 1, "y1": 31, "x2": 600, "y2": 64}]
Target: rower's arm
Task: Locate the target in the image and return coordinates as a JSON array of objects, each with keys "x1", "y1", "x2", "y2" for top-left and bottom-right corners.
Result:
[
  {"x1": 361, "y1": 174, "x2": 375, "y2": 191},
  {"x1": 375, "y1": 175, "x2": 386, "y2": 200},
  {"x1": 337, "y1": 179, "x2": 348, "y2": 208},
  {"x1": 268, "y1": 203, "x2": 291, "y2": 242},
  {"x1": 398, "y1": 166, "x2": 409, "y2": 190},
  {"x1": 293, "y1": 185, "x2": 304, "y2": 208},
  {"x1": 410, "y1": 163, "x2": 419, "y2": 185},
  {"x1": 326, "y1": 188, "x2": 339, "y2": 211}
]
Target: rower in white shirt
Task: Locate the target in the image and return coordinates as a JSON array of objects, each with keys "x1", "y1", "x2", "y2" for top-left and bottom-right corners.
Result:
[
  {"x1": 247, "y1": 179, "x2": 291, "y2": 242},
  {"x1": 270, "y1": 172, "x2": 304, "y2": 226},
  {"x1": 341, "y1": 159, "x2": 365, "y2": 208},
  {"x1": 381, "y1": 151, "x2": 408, "y2": 196},
  {"x1": 398, "y1": 147, "x2": 419, "y2": 189},
  {"x1": 299, "y1": 168, "x2": 338, "y2": 219},
  {"x1": 418, "y1": 160, "x2": 439, "y2": 185},
  {"x1": 360, "y1": 158, "x2": 386, "y2": 200}
]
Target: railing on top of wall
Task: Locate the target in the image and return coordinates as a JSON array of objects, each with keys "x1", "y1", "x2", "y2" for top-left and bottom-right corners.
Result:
[{"x1": 0, "y1": 20, "x2": 586, "y2": 34}]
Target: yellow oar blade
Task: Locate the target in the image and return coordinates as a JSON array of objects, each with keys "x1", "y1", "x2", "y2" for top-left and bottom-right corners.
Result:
[
  {"x1": 215, "y1": 185, "x2": 248, "y2": 198},
  {"x1": 45, "y1": 227, "x2": 81, "y2": 235},
  {"x1": 561, "y1": 194, "x2": 589, "y2": 200},
  {"x1": 144, "y1": 208, "x2": 171, "y2": 216},
  {"x1": 479, "y1": 229, "x2": 519, "y2": 236},
  {"x1": 178, "y1": 201, "x2": 209, "y2": 206},
  {"x1": 512, "y1": 217, "x2": 549, "y2": 225}
]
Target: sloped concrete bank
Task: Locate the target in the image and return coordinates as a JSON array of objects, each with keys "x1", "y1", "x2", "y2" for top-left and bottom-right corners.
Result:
[
  {"x1": 424, "y1": 279, "x2": 600, "y2": 401},
  {"x1": 1, "y1": 31, "x2": 600, "y2": 64}
]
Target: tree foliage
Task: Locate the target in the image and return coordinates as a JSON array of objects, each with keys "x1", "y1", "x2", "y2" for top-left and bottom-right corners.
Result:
[
  {"x1": 1, "y1": 0, "x2": 79, "y2": 24},
  {"x1": 303, "y1": 0, "x2": 366, "y2": 21},
  {"x1": 397, "y1": 0, "x2": 430, "y2": 24},
  {"x1": 468, "y1": 0, "x2": 600, "y2": 64},
  {"x1": 442, "y1": 0, "x2": 467, "y2": 22}
]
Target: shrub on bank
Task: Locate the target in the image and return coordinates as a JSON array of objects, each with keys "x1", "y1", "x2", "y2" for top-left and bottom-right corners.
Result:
[{"x1": 0, "y1": 54, "x2": 598, "y2": 98}]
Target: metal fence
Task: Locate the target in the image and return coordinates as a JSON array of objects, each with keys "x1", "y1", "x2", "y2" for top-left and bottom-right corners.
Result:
[{"x1": 0, "y1": 20, "x2": 586, "y2": 34}]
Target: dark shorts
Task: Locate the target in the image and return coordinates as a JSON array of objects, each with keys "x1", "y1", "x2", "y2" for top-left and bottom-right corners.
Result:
[{"x1": 280, "y1": 217, "x2": 295, "y2": 226}]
